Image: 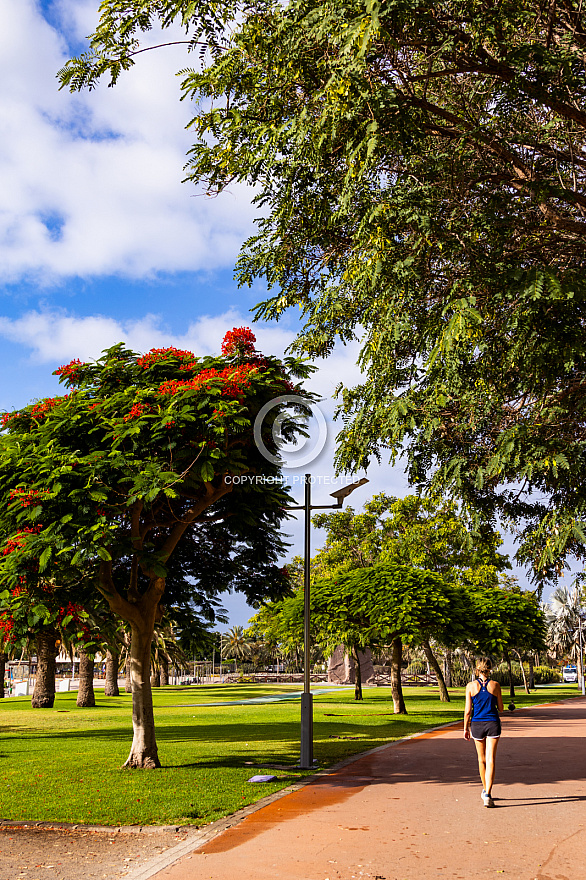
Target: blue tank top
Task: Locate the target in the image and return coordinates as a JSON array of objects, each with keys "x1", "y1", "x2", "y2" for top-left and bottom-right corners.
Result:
[{"x1": 471, "y1": 678, "x2": 499, "y2": 721}]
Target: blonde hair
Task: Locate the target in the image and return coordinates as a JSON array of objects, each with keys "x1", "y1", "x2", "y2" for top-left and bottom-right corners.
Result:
[{"x1": 474, "y1": 657, "x2": 492, "y2": 679}]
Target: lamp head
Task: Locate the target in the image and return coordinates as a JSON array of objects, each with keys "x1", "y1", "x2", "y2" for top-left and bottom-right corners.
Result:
[{"x1": 330, "y1": 477, "x2": 369, "y2": 506}]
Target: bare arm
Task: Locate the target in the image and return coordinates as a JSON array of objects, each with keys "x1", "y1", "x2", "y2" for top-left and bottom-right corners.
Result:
[
  {"x1": 463, "y1": 684, "x2": 472, "y2": 739},
  {"x1": 493, "y1": 681, "x2": 504, "y2": 713}
]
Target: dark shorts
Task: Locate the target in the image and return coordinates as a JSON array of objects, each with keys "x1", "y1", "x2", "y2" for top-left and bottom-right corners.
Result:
[{"x1": 470, "y1": 719, "x2": 501, "y2": 740}]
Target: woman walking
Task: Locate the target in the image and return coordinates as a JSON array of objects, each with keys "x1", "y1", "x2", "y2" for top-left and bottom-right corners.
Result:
[{"x1": 464, "y1": 657, "x2": 504, "y2": 807}]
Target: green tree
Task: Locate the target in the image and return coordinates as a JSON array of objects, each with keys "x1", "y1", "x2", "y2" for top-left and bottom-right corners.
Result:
[
  {"x1": 469, "y1": 580, "x2": 546, "y2": 698},
  {"x1": 0, "y1": 330, "x2": 311, "y2": 767},
  {"x1": 59, "y1": 0, "x2": 586, "y2": 578},
  {"x1": 311, "y1": 494, "x2": 508, "y2": 582},
  {"x1": 255, "y1": 563, "x2": 545, "y2": 706},
  {"x1": 310, "y1": 493, "x2": 509, "y2": 700},
  {"x1": 267, "y1": 563, "x2": 475, "y2": 708}
]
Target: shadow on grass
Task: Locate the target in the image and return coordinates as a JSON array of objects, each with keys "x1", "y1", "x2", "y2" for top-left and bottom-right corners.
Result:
[{"x1": 1, "y1": 713, "x2": 461, "y2": 747}]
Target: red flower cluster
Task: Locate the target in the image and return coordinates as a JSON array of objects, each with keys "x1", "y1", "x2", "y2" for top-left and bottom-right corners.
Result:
[
  {"x1": 159, "y1": 364, "x2": 258, "y2": 400},
  {"x1": 31, "y1": 395, "x2": 69, "y2": 420},
  {"x1": 124, "y1": 401, "x2": 149, "y2": 421},
  {"x1": 9, "y1": 488, "x2": 45, "y2": 508},
  {"x1": 2, "y1": 526, "x2": 42, "y2": 556},
  {"x1": 221, "y1": 327, "x2": 257, "y2": 356},
  {"x1": 1, "y1": 411, "x2": 20, "y2": 428},
  {"x1": 57, "y1": 601, "x2": 83, "y2": 623},
  {"x1": 57, "y1": 602, "x2": 92, "y2": 640},
  {"x1": 54, "y1": 359, "x2": 85, "y2": 382},
  {"x1": 136, "y1": 347, "x2": 196, "y2": 369},
  {"x1": 0, "y1": 613, "x2": 15, "y2": 643}
]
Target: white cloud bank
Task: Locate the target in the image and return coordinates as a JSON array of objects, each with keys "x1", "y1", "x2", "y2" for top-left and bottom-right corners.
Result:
[
  {"x1": 0, "y1": 303, "x2": 371, "y2": 471},
  {"x1": 0, "y1": 0, "x2": 257, "y2": 282},
  {"x1": 0, "y1": 306, "x2": 363, "y2": 400}
]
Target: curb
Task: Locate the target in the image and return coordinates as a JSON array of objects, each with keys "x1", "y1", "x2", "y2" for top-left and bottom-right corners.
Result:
[{"x1": 0, "y1": 821, "x2": 191, "y2": 835}]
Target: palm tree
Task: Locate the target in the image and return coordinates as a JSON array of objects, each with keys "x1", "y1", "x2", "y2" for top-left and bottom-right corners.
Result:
[
  {"x1": 546, "y1": 585, "x2": 585, "y2": 683},
  {"x1": 221, "y1": 626, "x2": 251, "y2": 674},
  {"x1": 150, "y1": 624, "x2": 190, "y2": 686}
]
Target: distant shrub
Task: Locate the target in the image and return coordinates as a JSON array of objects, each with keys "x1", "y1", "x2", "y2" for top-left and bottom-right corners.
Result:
[
  {"x1": 449, "y1": 660, "x2": 474, "y2": 687},
  {"x1": 532, "y1": 666, "x2": 561, "y2": 684},
  {"x1": 490, "y1": 662, "x2": 561, "y2": 686},
  {"x1": 491, "y1": 661, "x2": 524, "y2": 686}
]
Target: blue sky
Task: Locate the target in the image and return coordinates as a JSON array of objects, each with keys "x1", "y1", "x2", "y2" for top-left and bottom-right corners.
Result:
[{"x1": 0, "y1": 1, "x2": 563, "y2": 626}]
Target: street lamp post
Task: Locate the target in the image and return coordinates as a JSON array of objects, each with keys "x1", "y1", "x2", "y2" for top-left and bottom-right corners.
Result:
[
  {"x1": 578, "y1": 612, "x2": 586, "y2": 696},
  {"x1": 288, "y1": 474, "x2": 368, "y2": 769}
]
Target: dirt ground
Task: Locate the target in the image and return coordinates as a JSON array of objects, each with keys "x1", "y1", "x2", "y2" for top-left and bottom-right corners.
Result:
[{"x1": 0, "y1": 825, "x2": 190, "y2": 880}]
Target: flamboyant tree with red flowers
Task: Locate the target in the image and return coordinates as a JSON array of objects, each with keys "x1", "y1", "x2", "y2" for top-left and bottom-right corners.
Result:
[
  {"x1": 0, "y1": 329, "x2": 312, "y2": 767},
  {"x1": 0, "y1": 553, "x2": 112, "y2": 709}
]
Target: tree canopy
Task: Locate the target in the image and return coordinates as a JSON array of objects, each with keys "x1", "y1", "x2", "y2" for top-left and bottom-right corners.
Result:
[
  {"x1": 257, "y1": 564, "x2": 546, "y2": 664},
  {"x1": 60, "y1": 0, "x2": 586, "y2": 578},
  {"x1": 0, "y1": 328, "x2": 311, "y2": 765},
  {"x1": 309, "y1": 492, "x2": 510, "y2": 587},
  {"x1": 253, "y1": 561, "x2": 545, "y2": 705}
]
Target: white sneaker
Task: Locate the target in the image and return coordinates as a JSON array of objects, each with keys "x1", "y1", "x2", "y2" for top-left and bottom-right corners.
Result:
[
  {"x1": 481, "y1": 788, "x2": 486, "y2": 801},
  {"x1": 483, "y1": 793, "x2": 495, "y2": 807}
]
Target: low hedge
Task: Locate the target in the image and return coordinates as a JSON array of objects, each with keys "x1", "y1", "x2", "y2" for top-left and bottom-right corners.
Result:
[{"x1": 491, "y1": 662, "x2": 561, "y2": 686}]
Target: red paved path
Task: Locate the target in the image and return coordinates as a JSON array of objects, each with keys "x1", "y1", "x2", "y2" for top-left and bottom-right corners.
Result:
[{"x1": 152, "y1": 697, "x2": 586, "y2": 880}]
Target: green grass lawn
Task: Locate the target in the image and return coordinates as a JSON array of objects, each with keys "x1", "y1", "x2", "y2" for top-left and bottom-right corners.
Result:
[{"x1": 0, "y1": 683, "x2": 579, "y2": 827}]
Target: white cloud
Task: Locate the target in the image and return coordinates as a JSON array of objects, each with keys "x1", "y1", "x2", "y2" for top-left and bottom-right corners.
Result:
[
  {"x1": 0, "y1": 305, "x2": 362, "y2": 386},
  {"x1": 0, "y1": 301, "x2": 408, "y2": 500},
  {"x1": 0, "y1": 0, "x2": 257, "y2": 283},
  {"x1": 0, "y1": 304, "x2": 369, "y2": 472}
]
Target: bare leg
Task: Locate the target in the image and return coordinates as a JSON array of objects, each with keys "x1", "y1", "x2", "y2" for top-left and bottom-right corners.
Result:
[
  {"x1": 484, "y1": 736, "x2": 500, "y2": 796},
  {"x1": 473, "y1": 738, "x2": 487, "y2": 790}
]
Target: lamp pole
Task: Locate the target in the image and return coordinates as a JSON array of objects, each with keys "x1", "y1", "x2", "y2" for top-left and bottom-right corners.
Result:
[
  {"x1": 578, "y1": 610, "x2": 586, "y2": 694},
  {"x1": 288, "y1": 474, "x2": 369, "y2": 769}
]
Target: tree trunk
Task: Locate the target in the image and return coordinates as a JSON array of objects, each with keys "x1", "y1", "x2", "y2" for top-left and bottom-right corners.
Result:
[
  {"x1": 77, "y1": 652, "x2": 96, "y2": 707},
  {"x1": 31, "y1": 629, "x2": 58, "y2": 708},
  {"x1": 528, "y1": 657, "x2": 535, "y2": 690},
  {"x1": 352, "y1": 645, "x2": 363, "y2": 701},
  {"x1": 150, "y1": 665, "x2": 161, "y2": 687},
  {"x1": 160, "y1": 654, "x2": 169, "y2": 687},
  {"x1": 422, "y1": 639, "x2": 450, "y2": 702},
  {"x1": 98, "y1": 560, "x2": 167, "y2": 767},
  {"x1": 504, "y1": 649, "x2": 515, "y2": 699},
  {"x1": 125, "y1": 655, "x2": 132, "y2": 693},
  {"x1": 0, "y1": 652, "x2": 6, "y2": 698},
  {"x1": 104, "y1": 649, "x2": 120, "y2": 697},
  {"x1": 125, "y1": 620, "x2": 161, "y2": 769},
  {"x1": 390, "y1": 637, "x2": 407, "y2": 714},
  {"x1": 512, "y1": 650, "x2": 530, "y2": 694},
  {"x1": 443, "y1": 650, "x2": 453, "y2": 688}
]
